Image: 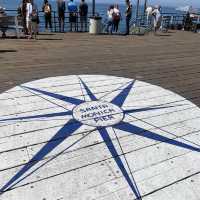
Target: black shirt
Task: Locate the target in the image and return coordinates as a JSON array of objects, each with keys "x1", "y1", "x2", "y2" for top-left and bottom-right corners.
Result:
[
  {"x1": 79, "y1": 2, "x2": 88, "y2": 16},
  {"x1": 126, "y1": 3, "x2": 132, "y2": 17}
]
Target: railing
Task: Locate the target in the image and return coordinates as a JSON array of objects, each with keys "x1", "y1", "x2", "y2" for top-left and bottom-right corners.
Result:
[
  {"x1": 131, "y1": 13, "x2": 186, "y2": 27},
  {"x1": 4, "y1": 9, "x2": 200, "y2": 33},
  {"x1": 5, "y1": 9, "x2": 96, "y2": 32}
]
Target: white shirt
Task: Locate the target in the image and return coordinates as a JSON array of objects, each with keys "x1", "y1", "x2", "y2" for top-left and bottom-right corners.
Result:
[
  {"x1": 114, "y1": 8, "x2": 120, "y2": 16},
  {"x1": 26, "y1": 3, "x2": 32, "y2": 18},
  {"x1": 152, "y1": 8, "x2": 162, "y2": 22},
  {"x1": 146, "y1": 6, "x2": 153, "y2": 16},
  {"x1": 107, "y1": 9, "x2": 114, "y2": 20}
]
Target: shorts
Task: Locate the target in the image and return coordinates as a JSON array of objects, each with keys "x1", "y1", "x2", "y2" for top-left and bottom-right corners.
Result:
[{"x1": 32, "y1": 22, "x2": 37, "y2": 32}]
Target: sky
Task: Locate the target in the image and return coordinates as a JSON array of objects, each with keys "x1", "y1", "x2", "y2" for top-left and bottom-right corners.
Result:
[
  {"x1": 94, "y1": 0, "x2": 200, "y2": 8},
  {"x1": 0, "y1": 0, "x2": 199, "y2": 9}
]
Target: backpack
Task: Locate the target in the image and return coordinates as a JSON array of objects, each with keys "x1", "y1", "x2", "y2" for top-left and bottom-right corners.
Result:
[
  {"x1": 44, "y1": 4, "x2": 51, "y2": 14},
  {"x1": 113, "y1": 12, "x2": 120, "y2": 21}
]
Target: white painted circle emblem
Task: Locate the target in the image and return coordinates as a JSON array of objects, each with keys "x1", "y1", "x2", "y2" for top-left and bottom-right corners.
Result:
[
  {"x1": 0, "y1": 75, "x2": 200, "y2": 200},
  {"x1": 73, "y1": 101, "x2": 124, "y2": 127}
]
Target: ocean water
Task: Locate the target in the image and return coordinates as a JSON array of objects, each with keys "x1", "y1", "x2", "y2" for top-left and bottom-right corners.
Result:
[
  {"x1": 0, "y1": 0, "x2": 184, "y2": 32},
  {"x1": 1, "y1": 0, "x2": 180, "y2": 14}
]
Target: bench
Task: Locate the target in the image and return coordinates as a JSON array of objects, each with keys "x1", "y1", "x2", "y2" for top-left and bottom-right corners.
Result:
[{"x1": 0, "y1": 16, "x2": 23, "y2": 38}]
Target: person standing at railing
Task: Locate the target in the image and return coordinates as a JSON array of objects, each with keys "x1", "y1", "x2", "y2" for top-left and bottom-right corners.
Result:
[
  {"x1": 18, "y1": 0, "x2": 28, "y2": 35},
  {"x1": 106, "y1": 5, "x2": 114, "y2": 34},
  {"x1": 146, "y1": 6, "x2": 153, "y2": 25},
  {"x1": 31, "y1": 8, "x2": 39, "y2": 39},
  {"x1": 68, "y1": 0, "x2": 78, "y2": 32},
  {"x1": 26, "y1": 0, "x2": 33, "y2": 39},
  {"x1": 0, "y1": 7, "x2": 7, "y2": 38},
  {"x1": 113, "y1": 4, "x2": 121, "y2": 33},
  {"x1": 125, "y1": 0, "x2": 132, "y2": 35},
  {"x1": 42, "y1": 0, "x2": 52, "y2": 32},
  {"x1": 79, "y1": 0, "x2": 88, "y2": 32},
  {"x1": 32, "y1": 0, "x2": 39, "y2": 34},
  {"x1": 183, "y1": 12, "x2": 192, "y2": 31},
  {"x1": 152, "y1": 5, "x2": 162, "y2": 34},
  {"x1": 57, "y1": 0, "x2": 66, "y2": 32}
]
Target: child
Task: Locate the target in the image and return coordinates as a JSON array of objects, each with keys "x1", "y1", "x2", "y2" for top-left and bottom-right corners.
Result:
[
  {"x1": 113, "y1": 4, "x2": 121, "y2": 33},
  {"x1": 31, "y1": 8, "x2": 38, "y2": 39}
]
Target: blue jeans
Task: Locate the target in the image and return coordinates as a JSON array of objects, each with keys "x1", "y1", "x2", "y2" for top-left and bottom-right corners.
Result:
[
  {"x1": 106, "y1": 20, "x2": 113, "y2": 34},
  {"x1": 126, "y1": 15, "x2": 131, "y2": 35}
]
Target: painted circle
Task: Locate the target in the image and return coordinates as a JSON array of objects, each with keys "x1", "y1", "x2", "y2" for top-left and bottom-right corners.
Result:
[
  {"x1": 73, "y1": 101, "x2": 124, "y2": 127},
  {"x1": 0, "y1": 75, "x2": 200, "y2": 200}
]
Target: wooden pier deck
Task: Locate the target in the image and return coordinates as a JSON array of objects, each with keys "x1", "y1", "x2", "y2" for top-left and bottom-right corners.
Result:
[
  {"x1": 0, "y1": 31, "x2": 200, "y2": 200},
  {"x1": 0, "y1": 31, "x2": 200, "y2": 106}
]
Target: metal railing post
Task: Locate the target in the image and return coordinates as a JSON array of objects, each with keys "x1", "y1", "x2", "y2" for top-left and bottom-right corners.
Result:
[{"x1": 92, "y1": 0, "x2": 95, "y2": 16}]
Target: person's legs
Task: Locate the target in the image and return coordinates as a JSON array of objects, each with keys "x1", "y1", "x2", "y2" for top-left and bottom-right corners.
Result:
[
  {"x1": 111, "y1": 21, "x2": 113, "y2": 34},
  {"x1": 106, "y1": 20, "x2": 112, "y2": 34},
  {"x1": 80, "y1": 16, "x2": 83, "y2": 32},
  {"x1": 23, "y1": 16, "x2": 28, "y2": 35},
  {"x1": 32, "y1": 22, "x2": 37, "y2": 39},
  {"x1": 71, "y1": 14, "x2": 77, "y2": 32},
  {"x1": 2, "y1": 29, "x2": 6, "y2": 38},
  {"x1": 69, "y1": 15, "x2": 72, "y2": 32},
  {"x1": 58, "y1": 10, "x2": 61, "y2": 32},
  {"x1": 153, "y1": 19, "x2": 158, "y2": 34},
  {"x1": 75, "y1": 15, "x2": 78, "y2": 31},
  {"x1": 58, "y1": 17, "x2": 61, "y2": 32},
  {"x1": 106, "y1": 21, "x2": 109, "y2": 33},
  {"x1": 58, "y1": 11, "x2": 64, "y2": 32},
  {"x1": 26, "y1": 17, "x2": 29, "y2": 33},
  {"x1": 61, "y1": 18, "x2": 64, "y2": 32},
  {"x1": 125, "y1": 16, "x2": 131, "y2": 35},
  {"x1": 111, "y1": 21, "x2": 114, "y2": 33},
  {"x1": 61, "y1": 12, "x2": 65, "y2": 32},
  {"x1": 36, "y1": 16, "x2": 39, "y2": 34},
  {"x1": 73, "y1": 22, "x2": 75, "y2": 32},
  {"x1": 113, "y1": 20, "x2": 116, "y2": 32},
  {"x1": 26, "y1": 17, "x2": 32, "y2": 38},
  {"x1": 116, "y1": 20, "x2": 119, "y2": 32},
  {"x1": 70, "y1": 22, "x2": 72, "y2": 32},
  {"x1": 45, "y1": 15, "x2": 48, "y2": 31},
  {"x1": 84, "y1": 16, "x2": 88, "y2": 32},
  {"x1": 46, "y1": 16, "x2": 49, "y2": 30},
  {"x1": 49, "y1": 15, "x2": 52, "y2": 30},
  {"x1": 28, "y1": 20, "x2": 32, "y2": 38}
]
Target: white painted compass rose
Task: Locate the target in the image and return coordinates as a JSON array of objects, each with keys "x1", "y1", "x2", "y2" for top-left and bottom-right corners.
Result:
[{"x1": 0, "y1": 75, "x2": 199, "y2": 200}]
